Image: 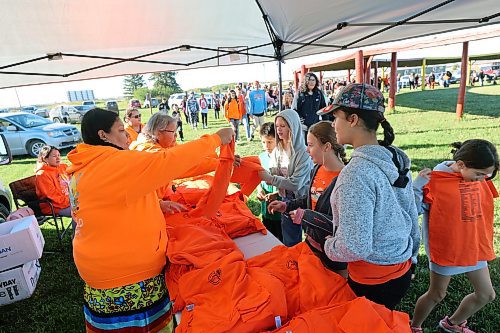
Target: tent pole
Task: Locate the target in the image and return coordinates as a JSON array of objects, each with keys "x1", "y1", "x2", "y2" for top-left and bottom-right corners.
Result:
[
  {"x1": 355, "y1": 50, "x2": 364, "y2": 83},
  {"x1": 347, "y1": 69, "x2": 351, "y2": 83},
  {"x1": 421, "y1": 58, "x2": 426, "y2": 91},
  {"x1": 278, "y1": 60, "x2": 283, "y2": 111},
  {"x1": 456, "y1": 41, "x2": 469, "y2": 119},
  {"x1": 388, "y1": 52, "x2": 397, "y2": 112},
  {"x1": 374, "y1": 62, "x2": 378, "y2": 88}
]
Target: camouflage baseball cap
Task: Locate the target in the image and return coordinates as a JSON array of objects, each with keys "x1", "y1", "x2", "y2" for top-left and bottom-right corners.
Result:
[{"x1": 317, "y1": 83, "x2": 385, "y2": 115}]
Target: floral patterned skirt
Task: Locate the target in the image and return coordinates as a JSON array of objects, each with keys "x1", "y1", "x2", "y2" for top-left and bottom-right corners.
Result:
[{"x1": 83, "y1": 273, "x2": 173, "y2": 333}]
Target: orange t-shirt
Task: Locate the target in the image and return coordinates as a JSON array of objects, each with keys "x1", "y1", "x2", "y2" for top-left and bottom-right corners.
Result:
[
  {"x1": 124, "y1": 123, "x2": 143, "y2": 142},
  {"x1": 348, "y1": 259, "x2": 412, "y2": 285},
  {"x1": 423, "y1": 171, "x2": 497, "y2": 266},
  {"x1": 310, "y1": 166, "x2": 340, "y2": 210}
]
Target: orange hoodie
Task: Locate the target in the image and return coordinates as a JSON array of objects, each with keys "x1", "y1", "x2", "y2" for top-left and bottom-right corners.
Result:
[
  {"x1": 66, "y1": 134, "x2": 222, "y2": 289},
  {"x1": 130, "y1": 137, "x2": 219, "y2": 199},
  {"x1": 224, "y1": 99, "x2": 241, "y2": 121},
  {"x1": 124, "y1": 123, "x2": 143, "y2": 143},
  {"x1": 35, "y1": 163, "x2": 70, "y2": 214}
]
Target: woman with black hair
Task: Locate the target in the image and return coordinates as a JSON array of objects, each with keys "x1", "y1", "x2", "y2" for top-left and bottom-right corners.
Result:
[
  {"x1": 319, "y1": 84, "x2": 420, "y2": 310},
  {"x1": 292, "y1": 72, "x2": 327, "y2": 141},
  {"x1": 66, "y1": 108, "x2": 234, "y2": 332}
]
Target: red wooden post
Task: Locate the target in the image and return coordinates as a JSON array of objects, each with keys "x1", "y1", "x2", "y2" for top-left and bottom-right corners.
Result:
[
  {"x1": 293, "y1": 71, "x2": 299, "y2": 92},
  {"x1": 347, "y1": 69, "x2": 351, "y2": 82},
  {"x1": 456, "y1": 41, "x2": 469, "y2": 119},
  {"x1": 319, "y1": 71, "x2": 323, "y2": 87},
  {"x1": 355, "y1": 50, "x2": 364, "y2": 83},
  {"x1": 300, "y1": 65, "x2": 307, "y2": 83},
  {"x1": 374, "y1": 61, "x2": 378, "y2": 88},
  {"x1": 365, "y1": 62, "x2": 371, "y2": 84},
  {"x1": 388, "y1": 52, "x2": 397, "y2": 111}
]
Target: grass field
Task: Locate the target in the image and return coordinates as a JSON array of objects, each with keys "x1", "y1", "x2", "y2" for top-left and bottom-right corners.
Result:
[{"x1": 0, "y1": 85, "x2": 499, "y2": 332}]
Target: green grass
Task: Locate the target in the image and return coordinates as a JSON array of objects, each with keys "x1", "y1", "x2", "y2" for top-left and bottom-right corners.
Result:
[{"x1": 0, "y1": 86, "x2": 499, "y2": 332}]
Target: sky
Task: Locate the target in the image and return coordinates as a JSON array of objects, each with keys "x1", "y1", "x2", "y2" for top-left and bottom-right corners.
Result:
[{"x1": 1, "y1": 35, "x2": 500, "y2": 109}]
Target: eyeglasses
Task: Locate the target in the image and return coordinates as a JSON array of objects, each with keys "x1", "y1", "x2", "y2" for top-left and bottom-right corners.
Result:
[
  {"x1": 131, "y1": 114, "x2": 141, "y2": 119},
  {"x1": 160, "y1": 129, "x2": 176, "y2": 133}
]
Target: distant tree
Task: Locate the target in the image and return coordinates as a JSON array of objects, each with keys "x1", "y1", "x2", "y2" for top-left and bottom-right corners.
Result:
[
  {"x1": 123, "y1": 74, "x2": 146, "y2": 97},
  {"x1": 149, "y1": 72, "x2": 182, "y2": 97}
]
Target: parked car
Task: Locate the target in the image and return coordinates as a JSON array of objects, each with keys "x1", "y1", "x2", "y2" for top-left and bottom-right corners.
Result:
[
  {"x1": 168, "y1": 93, "x2": 186, "y2": 109},
  {"x1": 144, "y1": 98, "x2": 159, "y2": 108},
  {"x1": 0, "y1": 108, "x2": 10, "y2": 113},
  {"x1": 106, "y1": 100, "x2": 119, "y2": 113},
  {"x1": 73, "y1": 105, "x2": 93, "y2": 117},
  {"x1": 0, "y1": 133, "x2": 13, "y2": 221},
  {"x1": 49, "y1": 105, "x2": 82, "y2": 123},
  {"x1": 20, "y1": 106, "x2": 48, "y2": 118},
  {"x1": 82, "y1": 100, "x2": 96, "y2": 108},
  {"x1": 399, "y1": 75, "x2": 410, "y2": 88},
  {"x1": 0, "y1": 112, "x2": 81, "y2": 157},
  {"x1": 128, "y1": 99, "x2": 141, "y2": 108}
]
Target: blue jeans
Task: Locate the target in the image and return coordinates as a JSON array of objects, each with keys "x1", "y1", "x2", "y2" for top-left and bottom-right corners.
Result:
[{"x1": 281, "y1": 213, "x2": 302, "y2": 247}]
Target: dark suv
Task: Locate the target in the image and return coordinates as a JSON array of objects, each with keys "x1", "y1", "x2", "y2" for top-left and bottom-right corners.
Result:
[{"x1": 106, "y1": 100, "x2": 119, "y2": 113}]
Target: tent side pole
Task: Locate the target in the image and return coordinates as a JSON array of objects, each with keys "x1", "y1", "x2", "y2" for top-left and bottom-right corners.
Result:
[
  {"x1": 388, "y1": 52, "x2": 397, "y2": 112},
  {"x1": 456, "y1": 41, "x2": 469, "y2": 119},
  {"x1": 347, "y1": 69, "x2": 351, "y2": 82},
  {"x1": 374, "y1": 62, "x2": 378, "y2": 88},
  {"x1": 421, "y1": 59, "x2": 426, "y2": 91},
  {"x1": 278, "y1": 60, "x2": 283, "y2": 111},
  {"x1": 355, "y1": 50, "x2": 364, "y2": 83}
]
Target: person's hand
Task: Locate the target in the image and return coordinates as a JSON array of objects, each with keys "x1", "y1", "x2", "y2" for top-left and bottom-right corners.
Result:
[
  {"x1": 233, "y1": 154, "x2": 241, "y2": 167},
  {"x1": 265, "y1": 192, "x2": 278, "y2": 203},
  {"x1": 159, "y1": 200, "x2": 188, "y2": 215},
  {"x1": 256, "y1": 189, "x2": 266, "y2": 201},
  {"x1": 289, "y1": 210, "x2": 296, "y2": 220},
  {"x1": 267, "y1": 200, "x2": 286, "y2": 214},
  {"x1": 216, "y1": 128, "x2": 235, "y2": 145},
  {"x1": 419, "y1": 168, "x2": 432, "y2": 180}
]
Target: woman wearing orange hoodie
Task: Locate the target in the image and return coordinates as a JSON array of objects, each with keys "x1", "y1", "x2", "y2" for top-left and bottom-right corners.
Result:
[
  {"x1": 35, "y1": 145, "x2": 75, "y2": 233},
  {"x1": 123, "y1": 108, "x2": 144, "y2": 143},
  {"x1": 66, "y1": 108, "x2": 234, "y2": 333},
  {"x1": 224, "y1": 89, "x2": 242, "y2": 141}
]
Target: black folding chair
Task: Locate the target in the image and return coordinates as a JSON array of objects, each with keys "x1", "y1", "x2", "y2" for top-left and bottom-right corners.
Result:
[{"x1": 9, "y1": 175, "x2": 72, "y2": 250}]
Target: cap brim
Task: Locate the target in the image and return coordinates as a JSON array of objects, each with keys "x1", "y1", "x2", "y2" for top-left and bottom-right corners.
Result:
[{"x1": 316, "y1": 104, "x2": 340, "y2": 116}]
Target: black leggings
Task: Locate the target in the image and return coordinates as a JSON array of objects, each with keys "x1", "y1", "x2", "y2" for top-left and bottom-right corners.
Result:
[
  {"x1": 347, "y1": 267, "x2": 412, "y2": 310},
  {"x1": 201, "y1": 113, "x2": 208, "y2": 127}
]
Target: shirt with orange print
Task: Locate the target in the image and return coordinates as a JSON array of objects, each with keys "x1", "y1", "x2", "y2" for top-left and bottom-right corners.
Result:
[
  {"x1": 35, "y1": 163, "x2": 70, "y2": 215},
  {"x1": 310, "y1": 166, "x2": 339, "y2": 210},
  {"x1": 66, "y1": 133, "x2": 222, "y2": 289}
]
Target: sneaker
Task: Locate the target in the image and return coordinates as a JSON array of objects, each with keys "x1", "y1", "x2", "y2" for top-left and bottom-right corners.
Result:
[
  {"x1": 410, "y1": 327, "x2": 423, "y2": 333},
  {"x1": 439, "y1": 316, "x2": 475, "y2": 333}
]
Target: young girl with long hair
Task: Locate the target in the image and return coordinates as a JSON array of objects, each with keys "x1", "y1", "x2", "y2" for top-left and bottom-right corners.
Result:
[
  {"x1": 268, "y1": 120, "x2": 348, "y2": 276},
  {"x1": 410, "y1": 139, "x2": 498, "y2": 333},
  {"x1": 321, "y1": 83, "x2": 420, "y2": 310}
]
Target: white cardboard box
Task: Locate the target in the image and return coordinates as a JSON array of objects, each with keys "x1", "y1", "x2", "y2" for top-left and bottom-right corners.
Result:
[
  {"x1": 0, "y1": 259, "x2": 41, "y2": 306},
  {"x1": 0, "y1": 215, "x2": 45, "y2": 271}
]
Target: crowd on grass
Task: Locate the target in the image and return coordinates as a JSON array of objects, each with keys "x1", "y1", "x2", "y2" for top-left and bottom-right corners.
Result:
[{"x1": 8, "y1": 79, "x2": 498, "y2": 333}]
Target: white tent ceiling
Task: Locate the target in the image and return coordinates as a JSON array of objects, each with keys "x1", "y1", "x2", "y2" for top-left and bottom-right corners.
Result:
[{"x1": 1, "y1": 0, "x2": 500, "y2": 89}]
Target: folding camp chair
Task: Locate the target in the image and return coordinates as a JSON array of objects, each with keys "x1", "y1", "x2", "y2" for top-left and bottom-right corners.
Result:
[{"x1": 9, "y1": 175, "x2": 72, "y2": 250}]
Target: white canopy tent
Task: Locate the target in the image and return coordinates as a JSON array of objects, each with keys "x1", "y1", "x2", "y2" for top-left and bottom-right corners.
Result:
[{"x1": 1, "y1": 0, "x2": 500, "y2": 90}]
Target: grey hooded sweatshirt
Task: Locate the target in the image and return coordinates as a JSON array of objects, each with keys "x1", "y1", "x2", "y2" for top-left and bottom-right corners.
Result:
[
  {"x1": 325, "y1": 145, "x2": 420, "y2": 265},
  {"x1": 269, "y1": 109, "x2": 313, "y2": 199}
]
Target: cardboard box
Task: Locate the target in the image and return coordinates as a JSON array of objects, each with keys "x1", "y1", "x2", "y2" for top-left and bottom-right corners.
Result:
[
  {"x1": 0, "y1": 216, "x2": 45, "y2": 271},
  {"x1": 0, "y1": 259, "x2": 41, "y2": 306}
]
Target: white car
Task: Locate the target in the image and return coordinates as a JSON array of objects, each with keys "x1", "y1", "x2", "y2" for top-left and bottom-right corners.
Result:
[
  {"x1": 49, "y1": 105, "x2": 82, "y2": 123},
  {"x1": 168, "y1": 93, "x2": 186, "y2": 109}
]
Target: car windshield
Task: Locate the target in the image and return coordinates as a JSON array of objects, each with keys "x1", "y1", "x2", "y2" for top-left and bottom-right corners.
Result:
[{"x1": 8, "y1": 114, "x2": 52, "y2": 128}]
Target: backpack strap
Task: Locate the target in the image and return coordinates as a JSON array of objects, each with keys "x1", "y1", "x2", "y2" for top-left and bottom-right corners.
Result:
[{"x1": 384, "y1": 146, "x2": 410, "y2": 188}]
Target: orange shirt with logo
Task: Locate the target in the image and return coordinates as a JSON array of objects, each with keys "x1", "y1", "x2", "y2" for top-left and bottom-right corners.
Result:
[
  {"x1": 35, "y1": 163, "x2": 70, "y2": 214},
  {"x1": 310, "y1": 166, "x2": 339, "y2": 210}
]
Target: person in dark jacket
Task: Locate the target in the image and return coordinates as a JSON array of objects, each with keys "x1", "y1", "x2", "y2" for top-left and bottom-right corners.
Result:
[
  {"x1": 292, "y1": 72, "x2": 327, "y2": 143},
  {"x1": 267, "y1": 121, "x2": 347, "y2": 277}
]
